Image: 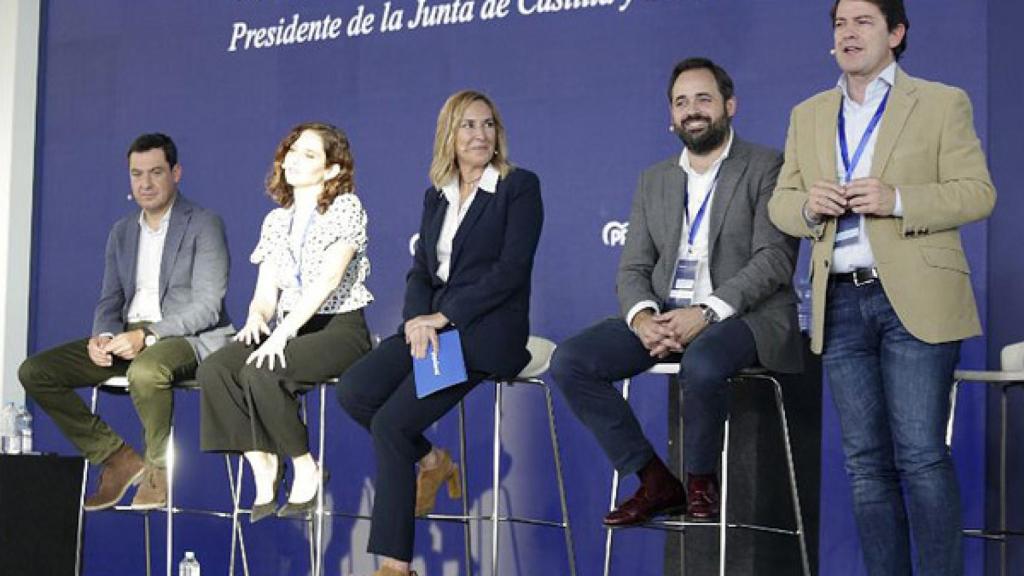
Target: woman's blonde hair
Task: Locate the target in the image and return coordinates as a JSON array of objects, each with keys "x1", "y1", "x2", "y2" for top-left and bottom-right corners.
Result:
[{"x1": 429, "y1": 90, "x2": 512, "y2": 189}]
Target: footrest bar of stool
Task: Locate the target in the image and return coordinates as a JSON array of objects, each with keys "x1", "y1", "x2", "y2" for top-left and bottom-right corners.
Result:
[
  {"x1": 321, "y1": 511, "x2": 372, "y2": 521},
  {"x1": 502, "y1": 516, "x2": 569, "y2": 529},
  {"x1": 729, "y1": 523, "x2": 802, "y2": 536},
  {"x1": 963, "y1": 531, "x2": 1007, "y2": 542},
  {"x1": 419, "y1": 513, "x2": 475, "y2": 524}
]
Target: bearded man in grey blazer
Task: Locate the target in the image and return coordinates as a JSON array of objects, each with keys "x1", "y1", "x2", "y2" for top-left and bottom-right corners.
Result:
[
  {"x1": 19, "y1": 133, "x2": 233, "y2": 511},
  {"x1": 551, "y1": 58, "x2": 802, "y2": 526}
]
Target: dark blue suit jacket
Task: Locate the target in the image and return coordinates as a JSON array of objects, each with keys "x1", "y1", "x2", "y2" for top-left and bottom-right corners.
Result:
[{"x1": 402, "y1": 167, "x2": 543, "y2": 379}]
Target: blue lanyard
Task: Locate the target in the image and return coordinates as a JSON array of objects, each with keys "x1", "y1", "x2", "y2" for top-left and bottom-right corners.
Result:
[
  {"x1": 288, "y1": 209, "x2": 317, "y2": 287},
  {"x1": 685, "y1": 172, "x2": 719, "y2": 249},
  {"x1": 838, "y1": 87, "x2": 890, "y2": 184}
]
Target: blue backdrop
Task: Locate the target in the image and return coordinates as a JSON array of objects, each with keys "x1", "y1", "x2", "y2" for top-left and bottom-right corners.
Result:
[{"x1": 28, "y1": 1, "x2": 996, "y2": 574}]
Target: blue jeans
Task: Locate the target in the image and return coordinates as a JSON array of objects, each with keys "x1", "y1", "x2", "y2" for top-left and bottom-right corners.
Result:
[{"x1": 823, "y1": 281, "x2": 962, "y2": 576}]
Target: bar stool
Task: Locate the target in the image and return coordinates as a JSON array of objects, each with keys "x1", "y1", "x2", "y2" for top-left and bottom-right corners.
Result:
[
  {"x1": 77, "y1": 377, "x2": 250, "y2": 576},
  {"x1": 947, "y1": 341, "x2": 1024, "y2": 576},
  {"x1": 602, "y1": 365, "x2": 810, "y2": 576},
  {"x1": 224, "y1": 377, "x2": 334, "y2": 576},
  {"x1": 421, "y1": 336, "x2": 577, "y2": 576}
]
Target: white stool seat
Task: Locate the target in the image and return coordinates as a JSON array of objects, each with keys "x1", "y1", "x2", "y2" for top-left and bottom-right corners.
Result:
[{"x1": 518, "y1": 336, "x2": 556, "y2": 379}]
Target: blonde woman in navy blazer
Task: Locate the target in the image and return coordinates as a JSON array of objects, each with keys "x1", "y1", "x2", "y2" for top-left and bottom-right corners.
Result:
[{"x1": 338, "y1": 90, "x2": 543, "y2": 576}]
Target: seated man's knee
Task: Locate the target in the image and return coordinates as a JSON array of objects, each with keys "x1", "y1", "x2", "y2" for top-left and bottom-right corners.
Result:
[
  {"x1": 679, "y1": 355, "x2": 727, "y2": 394},
  {"x1": 18, "y1": 356, "x2": 51, "y2": 393},
  {"x1": 126, "y1": 358, "x2": 175, "y2": 397},
  {"x1": 549, "y1": 338, "x2": 588, "y2": 389}
]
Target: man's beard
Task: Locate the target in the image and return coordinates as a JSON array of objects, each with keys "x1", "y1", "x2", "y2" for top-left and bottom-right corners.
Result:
[{"x1": 676, "y1": 114, "x2": 730, "y2": 155}]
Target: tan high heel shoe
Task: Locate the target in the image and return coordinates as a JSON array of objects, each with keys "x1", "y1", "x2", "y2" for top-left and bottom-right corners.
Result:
[{"x1": 414, "y1": 448, "x2": 462, "y2": 516}]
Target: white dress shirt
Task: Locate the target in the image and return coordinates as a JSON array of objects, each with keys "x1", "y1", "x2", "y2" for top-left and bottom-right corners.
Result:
[
  {"x1": 832, "y1": 62, "x2": 904, "y2": 273},
  {"x1": 126, "y1": 202, "x2": 173, "y2": 323},
  {"x1": 626, "y1": 131, "x2": 737, "y2": 327},
  {"x1": 436, "y1": 164, "x2": 499, "y2": 283}
]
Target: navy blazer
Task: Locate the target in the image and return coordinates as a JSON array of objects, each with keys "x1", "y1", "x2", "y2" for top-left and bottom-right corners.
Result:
[{"x1": 403, "y1": 167, "x2": 543, "y2": 378}]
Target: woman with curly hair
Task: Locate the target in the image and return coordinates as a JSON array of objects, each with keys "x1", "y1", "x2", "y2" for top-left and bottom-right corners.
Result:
[{"x1": 199, "y1": 122, "x2": 373, "y2": 522}]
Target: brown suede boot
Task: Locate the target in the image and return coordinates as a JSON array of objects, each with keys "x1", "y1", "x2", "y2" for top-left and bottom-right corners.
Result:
[
  {"x1": 414, "y1": 448, "x2": 461, "y2": 517},
  {"x1": 84, "y1": 444, "x2": 145, "y2": 511},
  {"x1": 130, "y1": 466, "x2": 168, "y2": 510}
]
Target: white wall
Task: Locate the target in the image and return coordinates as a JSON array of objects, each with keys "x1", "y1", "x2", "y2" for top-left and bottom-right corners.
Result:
[{"x1": 0, "y1": 1, "x2": 41, "y2": 406}]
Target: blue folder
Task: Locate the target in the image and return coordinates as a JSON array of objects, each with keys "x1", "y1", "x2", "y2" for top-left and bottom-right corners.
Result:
[{"x1": 413, "y1": 329, "x2": 468, "y2": 399}]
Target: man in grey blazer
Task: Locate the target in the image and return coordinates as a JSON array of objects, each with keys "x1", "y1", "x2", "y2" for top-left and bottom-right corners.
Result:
[
  {"x1": 551, "y1": 58, "x2": 802, "y2": 526},
  {"x1": 19, "y1": 133, "x2": 233, "y2": 510}
]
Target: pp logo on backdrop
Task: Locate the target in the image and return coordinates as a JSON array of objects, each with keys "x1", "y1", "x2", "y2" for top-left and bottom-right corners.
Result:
[
  {"x1": 409, "y1": 233, "x2": 420, "y2": 256},
  {"x1": 602, "y1": 221, "x2": 628, "y2": 247}
]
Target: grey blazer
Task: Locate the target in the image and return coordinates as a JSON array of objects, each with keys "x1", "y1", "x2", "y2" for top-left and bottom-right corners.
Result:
[
  {"x1": 92, "y1": 193, "x2": 234, "y2": 360},
  {"x1": 616, "y1": 137, "x2": 803, "y2": 373}
]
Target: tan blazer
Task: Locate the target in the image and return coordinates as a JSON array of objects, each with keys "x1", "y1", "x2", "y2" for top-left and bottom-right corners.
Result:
[{"x1": 768, "y1": 68, "x2": 995, "y2": 354}]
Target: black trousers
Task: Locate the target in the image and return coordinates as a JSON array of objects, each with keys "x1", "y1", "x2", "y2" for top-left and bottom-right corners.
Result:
[
  {"x1": 337, "y1": 334, "x2": 484, "y2": 562},
  {"x1": 549, "y1": 316, "x2": 757, "y2": 477},
  {"x1": 199, "y1": 310, "x2": 370, "y2": 457}
]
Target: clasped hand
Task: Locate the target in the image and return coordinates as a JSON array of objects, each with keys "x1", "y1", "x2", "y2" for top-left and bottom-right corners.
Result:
[
  {"x1": 632, "y1": 308, "x2": 708, "y2": 358},
  {"x1": 805, "y1": 177, "x2": 896, "y2": 220},
  {"x1": 87, "y1": 330, "x2": 146, "y2": 366},
  {"x1": 404, "y1": 312, "x2": 449, "y2": 360}
]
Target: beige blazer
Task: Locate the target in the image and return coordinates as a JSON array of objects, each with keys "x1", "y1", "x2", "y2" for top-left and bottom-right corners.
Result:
[{"x1": 768, "y1": 68, "x2": 995, "y2": 354}]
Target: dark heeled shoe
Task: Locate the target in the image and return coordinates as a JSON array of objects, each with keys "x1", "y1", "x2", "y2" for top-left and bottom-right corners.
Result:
[
  {"x1": 277, "y1": 468, "x2": 330, "y2": 519},
  {"x1": 250, "y1": 458, "x2": 285, "y2": 524}
]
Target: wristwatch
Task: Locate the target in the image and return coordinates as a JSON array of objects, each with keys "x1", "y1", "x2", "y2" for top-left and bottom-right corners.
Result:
[
  {"x1": 143, "y1": 327, "x2": 159, "y2": 348},
  {"x1": 697, "y1": 304, "x2": 720, "y2": 324}
]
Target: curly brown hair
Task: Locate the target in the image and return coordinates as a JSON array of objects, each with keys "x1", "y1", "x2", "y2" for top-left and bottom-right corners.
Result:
[{"x1": 266, "y1": 122, "x2": 355, "y2": 214}]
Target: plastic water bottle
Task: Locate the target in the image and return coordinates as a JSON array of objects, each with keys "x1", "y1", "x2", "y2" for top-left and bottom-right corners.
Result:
[
  {"x1": 17, "y1": 406, "x2": 33, "y2": 454},
  {"x1": 1, "y1": 403, "x2": 17, "y2": 454},
  {"x1": 178, "y1": 551, "x2": 200, "y2": 576}
]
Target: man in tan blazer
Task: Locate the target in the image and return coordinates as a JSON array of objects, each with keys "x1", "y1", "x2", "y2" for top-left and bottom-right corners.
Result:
[{"x1": 768, "y1": 1, "x2": 995, "y2": 574}]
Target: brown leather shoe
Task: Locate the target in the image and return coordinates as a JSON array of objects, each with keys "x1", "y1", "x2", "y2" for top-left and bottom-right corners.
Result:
[
  {"x1": 414, "y1": 448, "x2": 462, "y2": 517},
  {"x1": 84, "y1": 444, "x2": 145, "y2": 511},
  {"x1": 130, "y1": 466, "x2": 168, "y2": 510},
  {"x1": 603, "y1": 456, "x2": 685, "y2": 526},
  {"x1": 685, "y1": 473, "x2": 720, "y2": 522}
]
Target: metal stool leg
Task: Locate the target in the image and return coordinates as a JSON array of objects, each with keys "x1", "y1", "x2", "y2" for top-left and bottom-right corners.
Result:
[
  {"x1": 76, "y1": 386, "x2": 100, "y2": 576},
  {"x1": 999, "y1": 385, "x2": 1008, "y2": 576},
  {"x1": 457, "y1": 399, "x2": 473, "y2": 576},
  {"x1": 297, "y1": 395, "x2": 316, "y2": 574},
  {"x1": 491, "y1": 381, "x2": 503, "y2": 576},
  {"x1": 602, "y1": 377, "x2": 630, "y2": 576},
  {"x1": 166, "y1": 424, "x2": 175, "y2": 576},
  {"x1": 719, "y1": 417, "x2": 729, "y2": 576},
  {"x1": 769, "y1": 378, "x2": 811, "y2": 576},
  {"x1": 315, "y1": 382, "x2": 327, "y2": 576},
  {"x1": 144, "y1": 514, "x2": 153, "y2": 576},
  {"x1": 227, "y1": 453, "x2": 251, "y2": 576},
  {"x1": 543, "y1": 383, "x2": 577, "y2": 576}
]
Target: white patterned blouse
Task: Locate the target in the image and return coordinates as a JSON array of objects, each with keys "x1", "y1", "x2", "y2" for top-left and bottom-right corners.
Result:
[{"x1": 250, "y1": 193, "x2": 373, "y2": 317}]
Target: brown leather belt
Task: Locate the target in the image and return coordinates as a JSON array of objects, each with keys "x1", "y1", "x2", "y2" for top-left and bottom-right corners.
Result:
[{"x1": 830, "y1": 267, "x2": 879, "y2": 286}]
